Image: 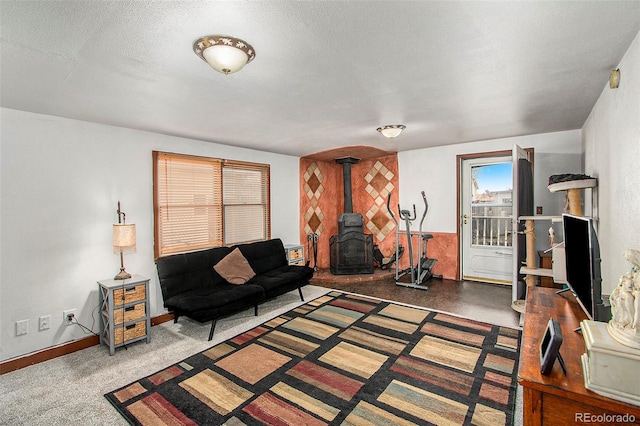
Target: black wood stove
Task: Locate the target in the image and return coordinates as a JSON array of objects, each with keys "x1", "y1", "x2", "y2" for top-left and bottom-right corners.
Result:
[{"x1": 329, "y1": 157, "x2": 374, "y2": 275}]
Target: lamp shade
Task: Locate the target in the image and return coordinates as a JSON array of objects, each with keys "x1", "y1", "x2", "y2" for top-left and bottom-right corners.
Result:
[
  {"x1": 194, "y1": 35, "x2": 255, "y2": 75},
  {"x1": 113, "y1": 224, "x2": 136, "y2": 254},
  {"x1": 203, "y1": 45, "x2": 249, "y2": 74}
]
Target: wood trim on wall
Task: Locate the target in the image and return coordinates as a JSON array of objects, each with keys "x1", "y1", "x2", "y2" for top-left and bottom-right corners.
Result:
[{"x1": 0, "y1": 313, "x2": 175, "y2": 375}]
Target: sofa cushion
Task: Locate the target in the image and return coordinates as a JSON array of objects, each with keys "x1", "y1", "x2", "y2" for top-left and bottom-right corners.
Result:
[
  {"x1": 214, "y1": 248, "x2": 256, "y2": 284},
  {"x1": 249, "y1": 264, "x2": 314, "y2": 299},
  {"x1": 156, "y1": 246, "x2": 232, "y2": 302},
  {"x1": 235, "y1": 239, "x2": 288, "y2": 274},
  {"x1": 163, "y1": 283, "x2": 264, "y2": 322}
]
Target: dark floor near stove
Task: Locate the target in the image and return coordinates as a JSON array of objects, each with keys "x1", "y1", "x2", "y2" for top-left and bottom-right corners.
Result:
[{"x1": 310, "y1": 269, "x2": 521, "y2": 329}]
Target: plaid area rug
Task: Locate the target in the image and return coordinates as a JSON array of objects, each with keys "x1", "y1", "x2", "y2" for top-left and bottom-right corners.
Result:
[{"x1": 105, "y1": 291, "x2": 521, "y2": 425}]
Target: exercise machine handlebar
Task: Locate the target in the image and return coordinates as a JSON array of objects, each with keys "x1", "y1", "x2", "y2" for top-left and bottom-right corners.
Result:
[
  {"x1": 398, "y1": 204, "x2": 417, "y2": 222},
  {"x1": 387, "y1": 192, "x2": 397, "y2": 225},
  {"x1": 418, "y1": 191, "x2": 429, "y2": 231}
]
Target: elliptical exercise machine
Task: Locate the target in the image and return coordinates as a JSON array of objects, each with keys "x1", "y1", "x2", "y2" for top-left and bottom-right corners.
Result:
[{"x1": 387, "y1": 191, "x2": 442, "y2": 289}]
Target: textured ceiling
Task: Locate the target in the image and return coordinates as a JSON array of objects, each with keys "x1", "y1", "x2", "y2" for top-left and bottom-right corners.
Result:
[{"x1": 1, "y1": 1, "x2": 639, "y2": 157}]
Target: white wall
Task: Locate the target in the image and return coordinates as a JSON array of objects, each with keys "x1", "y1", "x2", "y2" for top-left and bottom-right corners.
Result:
[
  {"x1": 398, "y1": 130, "x2": 583, "y2": 245},
  {"x1": 583, "y1": 30, "x2": 640, "y2": 295},
  {"x1": 0, "y1": 108, "x2": 300, "y2": 362}
]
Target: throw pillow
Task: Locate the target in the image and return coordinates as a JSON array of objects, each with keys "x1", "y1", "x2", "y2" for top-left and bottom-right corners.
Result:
[{"x1": 214, "y1": 248, "x2": 256, "y2": 285}]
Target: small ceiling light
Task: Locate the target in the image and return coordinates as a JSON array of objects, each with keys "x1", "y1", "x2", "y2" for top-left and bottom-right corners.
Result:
[
  {"x1": 193, "y1": 35, "x2": 255, "y2": 75},
  {"x1": 609, "y1": 69, "x2": 620, "y2": 89},
  {"x1": 377, "y1": 125, "x2": 406, "y2": 138}
]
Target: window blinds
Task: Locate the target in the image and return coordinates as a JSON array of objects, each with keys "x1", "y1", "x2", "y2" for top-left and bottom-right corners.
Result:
[
  {"x1": 154, "y1": 151, "x2": 270, "y2": 258},
  {"x1": 223, "y1": 163, "x2": 270, "y2": 245}
]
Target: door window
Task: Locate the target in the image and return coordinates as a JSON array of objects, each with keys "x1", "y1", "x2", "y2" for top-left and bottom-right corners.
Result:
[{"x1": 470, "y1": 163, "x2": 513, "y2": 248}]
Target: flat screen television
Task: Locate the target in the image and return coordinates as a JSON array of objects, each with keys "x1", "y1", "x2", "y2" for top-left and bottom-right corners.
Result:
[{"x1": 561, "y1": 213, "x2": 610, "y2": 322}]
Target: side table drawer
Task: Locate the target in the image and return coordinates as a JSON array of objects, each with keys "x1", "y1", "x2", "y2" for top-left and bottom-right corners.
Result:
[
  {"x1": 113, "y1": 303, "x2": 146, "y2": 325},
  {"x1": 113, "y1": 284, "x2": 146, "y2": 305},
  {"x1": 289, "y1": 248, "x2": 303, "y2": 260},
  {"x1": 284, "y1": 244, "x2": 305, "y2": 266},
  {"x1": 114, "y1": 321, "x2": 146, "y2": 345}
]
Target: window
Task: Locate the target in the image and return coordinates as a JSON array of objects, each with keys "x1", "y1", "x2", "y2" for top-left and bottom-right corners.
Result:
[{"x1": 153, "y1": 151, "x2": 270, "y2": 258}]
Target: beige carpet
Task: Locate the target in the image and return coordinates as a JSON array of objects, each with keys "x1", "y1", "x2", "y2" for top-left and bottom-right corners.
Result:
[
  {"x1": 0, "y1": 286, "x2": 330, "y2": 426},
  {"x1": 0, "y1": 284, "x2": 523, "y2": 425}
]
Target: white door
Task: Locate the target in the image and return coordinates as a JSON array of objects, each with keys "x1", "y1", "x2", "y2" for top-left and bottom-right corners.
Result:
[{"x1": 461, "y1": 156, "x2": 513, "y2": 284}]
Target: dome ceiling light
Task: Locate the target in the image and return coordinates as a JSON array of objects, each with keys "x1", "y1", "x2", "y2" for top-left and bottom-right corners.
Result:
[
  {"x1": 377, "y1": 125, "x2": 406, "y2": 138},
  {"x1": 193, "y1": 35, "x2": 255, "y2": 75}
]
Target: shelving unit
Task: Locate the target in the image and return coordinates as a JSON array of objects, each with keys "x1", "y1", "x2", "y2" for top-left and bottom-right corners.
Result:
[
  {"x1": 519, "y1": 266, "x2": 555, "y2": 277},
  {"x1": 518, "y1": 215, "x2": 562, "y2": 281},
  {"x1": 284, "y1": 244, "x2": 305, "y2": 266},
  {"x1": 548, "y1": 177, "x2": 597, "y2": 216},
  {"x1": 512, "y1": 215, "x2": 561, "y2": 313},
  {"x1": 98, "y1": 275, "x2": 151, "y2": 356},
  {"x1": 513, "y1": 176, "x2": 597, "y2": 314}
]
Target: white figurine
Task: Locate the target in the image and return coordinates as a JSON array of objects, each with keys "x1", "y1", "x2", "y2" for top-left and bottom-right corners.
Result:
[
  {"x1": 608, "y1": 249, "x2": 640, "y2": 348},
  {"x1": 634, "y1": 287, "x2": 640, "y2": 330}
]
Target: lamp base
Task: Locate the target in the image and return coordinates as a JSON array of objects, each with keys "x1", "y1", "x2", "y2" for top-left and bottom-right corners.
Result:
[{"x1": 114, "y1": 269, "x2": 131, "y2": 280}]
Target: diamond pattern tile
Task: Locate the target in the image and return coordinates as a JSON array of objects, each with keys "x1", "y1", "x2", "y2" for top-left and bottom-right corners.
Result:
[
  {"x1": 303, "y1": 162, "x2": 325, "y2": 237},
  {"x1": 303, "y1": 162, "x2": 324, "y2": 200},
  {"x1": 365, "y1": 161, "x2": 395, "y2": 201},
  {"x1": 365, "y1": 204, "x2": 395, "y2": 241},
  {"x1": 363, "y1": 161, "x2": 395, "y2": 241},
  {"x1": 304, "y1": 206, "x2": 324, "y2": 236}
]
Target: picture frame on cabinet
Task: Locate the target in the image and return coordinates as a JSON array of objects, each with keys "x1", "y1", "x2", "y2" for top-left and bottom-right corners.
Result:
[{"x1": 539, "y1": 318, "x2": 566, "y2": 375}]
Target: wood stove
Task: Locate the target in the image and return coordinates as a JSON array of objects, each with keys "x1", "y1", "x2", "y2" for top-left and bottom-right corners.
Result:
[{"x1": 329, "y1": 157, "x2": 374, "y2": 275}]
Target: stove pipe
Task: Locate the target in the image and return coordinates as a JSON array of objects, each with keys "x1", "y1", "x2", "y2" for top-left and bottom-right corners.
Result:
[{"x1": 335, "y1": 157, "x2": 359, "y2": 213}]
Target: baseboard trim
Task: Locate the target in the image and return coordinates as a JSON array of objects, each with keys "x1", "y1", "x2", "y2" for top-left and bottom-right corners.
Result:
[
  {"x1": 151, "y1": 312, "x2": 175, "y2": 326},
  {"x1": 0, "y1": 312, "x2": 175, "y2": 375}
]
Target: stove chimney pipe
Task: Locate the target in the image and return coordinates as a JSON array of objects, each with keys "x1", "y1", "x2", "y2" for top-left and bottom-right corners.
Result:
[{"x1": 335, "y1": 157, "x2": 359, "y2": 213}]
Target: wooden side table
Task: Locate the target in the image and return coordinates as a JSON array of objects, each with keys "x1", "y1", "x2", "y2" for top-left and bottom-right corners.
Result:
[{"x1": 98, "y1": 275, "x2": 151, "y2": 355}]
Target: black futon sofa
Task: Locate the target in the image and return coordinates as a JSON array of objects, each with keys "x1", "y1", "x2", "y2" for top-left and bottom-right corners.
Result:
[{"x1": 156, "y1": 238, "x2": 313, "y2": 340}]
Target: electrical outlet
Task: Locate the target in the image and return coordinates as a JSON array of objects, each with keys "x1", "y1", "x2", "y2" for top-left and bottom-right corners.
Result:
[
  {"x1": 536, "y1": 206, "x2": 543, "y2": 215},
  {"x1": 16, "y1": 319, "x2": 29, "y2": 336},
  {"x1": 62, "y1": 309, "x2": 76, "y2": 325},
  {"x1": 39, "y1": 315, "x2": 51, "y2": 331}
]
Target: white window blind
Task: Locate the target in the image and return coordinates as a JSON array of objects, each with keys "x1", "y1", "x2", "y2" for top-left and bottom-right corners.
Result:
[
  {"x1": 223, "y1": 164, "x2": 270, "y2": 245},
  {"x1": 154, "y1": 151, "x2": 270, "y2": 258}
]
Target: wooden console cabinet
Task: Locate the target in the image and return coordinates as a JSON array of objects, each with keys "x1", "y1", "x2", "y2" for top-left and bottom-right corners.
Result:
[{"x1": 519, "y1": 287, "x2": 640, "y2": 425}]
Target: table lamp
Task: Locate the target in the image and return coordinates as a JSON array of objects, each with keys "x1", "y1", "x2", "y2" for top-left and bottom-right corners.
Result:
[{"x1": 113, "y1": 201, "x2": 136, "y2": 280}]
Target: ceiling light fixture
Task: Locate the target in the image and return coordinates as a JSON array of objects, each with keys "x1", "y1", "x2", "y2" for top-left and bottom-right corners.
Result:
[
  {"x1": 377, "y1": 125, "x2": 406, "y2": 138},
  {"x1": 193, "y1": 35, "x2": 255, "y2": 75}
]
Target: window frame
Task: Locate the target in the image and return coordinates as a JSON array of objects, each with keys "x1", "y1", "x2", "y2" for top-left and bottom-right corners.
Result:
[{"x1": 153, "y1": 151, "x2": 271, "y2": 259}]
